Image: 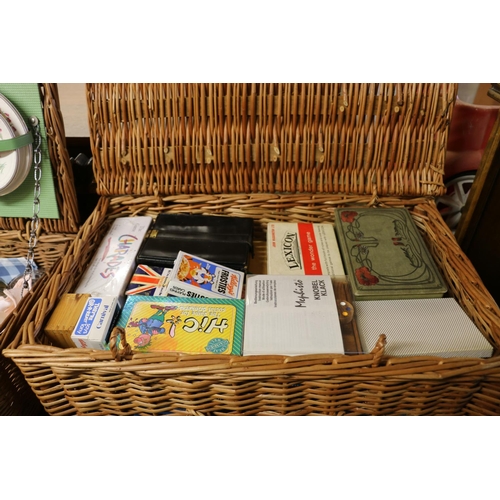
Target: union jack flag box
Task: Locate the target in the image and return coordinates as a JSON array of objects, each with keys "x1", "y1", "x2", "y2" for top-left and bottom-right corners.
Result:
[{"x1": 125, "y1": 264, "x2": 172, "y2": 296}]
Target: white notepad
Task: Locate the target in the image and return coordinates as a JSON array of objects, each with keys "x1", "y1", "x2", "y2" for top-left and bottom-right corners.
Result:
[
  {"x1": 355, "y1": 297, "x2": 493, "y2": 358},
  {"x1": 243, "y1": 275, "x2": 344, "y2": 355}
]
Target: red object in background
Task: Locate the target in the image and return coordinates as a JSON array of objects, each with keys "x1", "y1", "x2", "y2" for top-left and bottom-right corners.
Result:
[
  {"x1": 438, "y1": 99, "x2": 500, "y2": 232},
  {"x1": 445, "y1": 99, "x2": 499, "y2": 179}
]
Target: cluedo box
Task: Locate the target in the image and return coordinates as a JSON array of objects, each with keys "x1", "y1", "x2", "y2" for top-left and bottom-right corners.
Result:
[{"x1": 116, "y1": 296, "x2": 245, "y2": 355}]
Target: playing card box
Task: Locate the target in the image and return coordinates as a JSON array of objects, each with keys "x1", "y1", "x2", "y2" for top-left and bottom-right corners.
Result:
[
  {"x1": 116, "y1": 295, "x2": 245, "y2": 354},
  {"x1": 168, "y1": 251, "x2": 245, "y2": 300},
  {"x1": 125, "y1": 265, "x2": 171, "y2": 296},
  {"x1": 71, "y1": 296, "x2": 121, "y2": 350},
  {"x1": 267, "y1": 222, "x2": 345, "y2": 276}
]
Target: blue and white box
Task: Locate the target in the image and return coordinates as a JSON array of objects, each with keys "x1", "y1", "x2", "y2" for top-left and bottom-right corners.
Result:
[{"x1": 71, "y1": 296, "x2": 120, "y2": 349}]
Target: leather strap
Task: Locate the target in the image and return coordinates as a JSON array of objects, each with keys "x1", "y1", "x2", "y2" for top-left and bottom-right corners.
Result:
[{"x1": 0, "y1": 131, "x2": 33, "y2": 152}]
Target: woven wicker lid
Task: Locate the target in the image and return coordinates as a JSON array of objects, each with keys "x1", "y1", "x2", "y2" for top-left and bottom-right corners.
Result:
[
  {"x1": 0, "y1": 83, "x2": 80, "y2": 233},
  {"x1": 86, "y1": 83, "x2": 458, "y2": 198}
]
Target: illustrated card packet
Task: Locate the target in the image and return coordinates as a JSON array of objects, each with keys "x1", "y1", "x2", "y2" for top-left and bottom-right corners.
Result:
[
  {"x1": 125, "y1": 264, "x2": 171, "y2": 296},
  {"x1": 116, "y1": 295, "x2": 245, "y2": 355},
  {"x1": 169, "y1": 251, "x2": 245, "y2": 299},
  {"x1": 164, "y1": 280, "x2": 220, "y2": 299}
]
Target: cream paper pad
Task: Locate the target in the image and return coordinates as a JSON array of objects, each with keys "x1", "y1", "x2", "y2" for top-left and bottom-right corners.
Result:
[{"x1": 355, "y1": 297, "x2": 493, "y2": 358}]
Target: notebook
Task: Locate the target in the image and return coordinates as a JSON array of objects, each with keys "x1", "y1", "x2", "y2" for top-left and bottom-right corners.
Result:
[{"x1": 243, "y1": 275, "x2": 345, "y2": 356}]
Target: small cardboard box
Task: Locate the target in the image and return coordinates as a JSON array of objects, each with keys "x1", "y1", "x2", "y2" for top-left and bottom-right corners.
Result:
[
  {"x1": 71, "y1": 296, "x2": 120, "y2": 350},
  {"x1": 125, "y1": 264, "x2": 171, "y2": 296},
  {"x1": 44, "y1": 293, "x2": 91, "y2": 348},
  {"x1": 169, "y1": 251, "x2": 245, "y2": 299},
  {"x1": 116, "y1": 295, "x2": 245, "y2": 354},
  {"x1": 267, "y1": 222, "x2": 345, "y2": 277},
  {"x1": 243, "y1": 275, "x2": 344, "y2": 356}
]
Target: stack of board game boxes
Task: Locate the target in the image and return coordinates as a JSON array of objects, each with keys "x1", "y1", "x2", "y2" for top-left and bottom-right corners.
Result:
[
  {"x1": 43, "y1": 208, "x2": 494, "y2": 358},
  {"x1": 44, "y1": 214, "x2": 250, "y2": 355}
]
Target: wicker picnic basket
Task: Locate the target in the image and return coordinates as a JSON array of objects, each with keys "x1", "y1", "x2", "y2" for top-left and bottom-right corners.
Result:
[
  {"x1": 4, "y1": 83, "x2": 500, "y2": 416},
  {"x1": 0, "y1": 83, "x2": 80, "y2": 415}
]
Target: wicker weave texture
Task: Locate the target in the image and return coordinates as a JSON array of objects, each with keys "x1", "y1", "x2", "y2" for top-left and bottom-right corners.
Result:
[
  {"x1": 0, "y1": 356, "x2": 45, "y2": 415},
  {"x1": 0, "y1": 230, "x2": 75, "y2": 273},
  {"x1": 0, "y1": 273, "x2": 50, "y2": 416},
  {"x1": 87, "y1": 83, "x2": 456, "y2": 198},
  {"x1": 4, "y1": 193, "x2": 500, "y2": 416}
]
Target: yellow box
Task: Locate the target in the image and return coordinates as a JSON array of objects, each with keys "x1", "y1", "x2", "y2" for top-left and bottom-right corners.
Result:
[{"x1": 44, "y1": 293, "x2": 91, "y2": 348}]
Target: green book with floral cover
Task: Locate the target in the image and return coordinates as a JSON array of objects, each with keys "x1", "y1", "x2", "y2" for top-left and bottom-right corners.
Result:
[{"x1": 334, "y1": 207, "x2": 448, "y2": 300}]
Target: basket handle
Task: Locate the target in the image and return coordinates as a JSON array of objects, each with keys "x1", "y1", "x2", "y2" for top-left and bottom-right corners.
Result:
[
  {"x1": 108, "y1": 326, "x2": 132, "y2": 362},
  {"x1": 370, "y1": 334, "x2": 386, "y2": 367}
]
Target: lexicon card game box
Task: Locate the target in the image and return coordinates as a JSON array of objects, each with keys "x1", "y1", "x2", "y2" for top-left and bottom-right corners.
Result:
[{"x1": 267, "y1": 222, "x2": 345, "y2": 277}]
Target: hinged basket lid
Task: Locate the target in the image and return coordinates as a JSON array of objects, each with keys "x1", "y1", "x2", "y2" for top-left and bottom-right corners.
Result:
[
  {"x1": 86, "y1": 83, "x2": 457, "y2": 198},
  {"x1": 0, "y1": 83, "x2": 80, "y2": 233}
]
